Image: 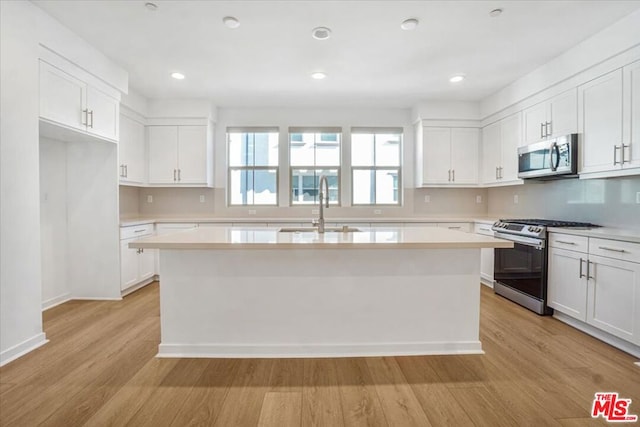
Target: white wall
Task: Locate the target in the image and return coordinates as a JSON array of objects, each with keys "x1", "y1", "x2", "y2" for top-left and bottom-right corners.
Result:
[
  {"x1": 40, "y1": 139, "x2": 70, "y2": 309},
  {"x1": 488, "y1": 177, "x2": 640, "y2": 230},
  {"x1": 0, "y1": 0, "x2": 47, "y2": 366}
]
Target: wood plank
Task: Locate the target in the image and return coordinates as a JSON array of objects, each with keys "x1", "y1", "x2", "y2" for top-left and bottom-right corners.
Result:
[
  {"x1": 334, "y1": 358, "x2": 388, "y2": 427},
  {"x1": 396, "y1": 356, "x2": 474, "y2": 426},
  {"x1": 212, "y1": 359, "x2": 275, "y2": 427},
  {"x1": 448, "y1": 385, "x2": 521, "y2": 427},
  {"x1": 302, "y1": 359, "x2": 345, "y2": 427},
  {"x1": 365, "y1": 357, "x2": 432, "y2": 427},
  {"x1": 268, "y1": 358, "x2": 304, "y2": 392},
  {"x1": 258, "y1": 392, "x2": 302, "y2": 427},
  {"x1": 169, "y1": 359, "x2": 239, "y2": 426}
]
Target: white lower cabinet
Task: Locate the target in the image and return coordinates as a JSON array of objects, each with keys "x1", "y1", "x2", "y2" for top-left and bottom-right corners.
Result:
[
  {"x1": 437, "y1": 222, "x2": 472, "y2": 233},
  {"x1": 120, "y1": 224, "x2": 156, "y2": 292},
  {"x1": 474, "y1": 223, "x2": 495, "y2": 286},
  {"x1": 548, "y1": 233, "x2": 640, "y2": 346}
]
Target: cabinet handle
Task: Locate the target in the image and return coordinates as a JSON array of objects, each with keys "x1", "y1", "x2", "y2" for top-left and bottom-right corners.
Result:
[
  {"x1": 178, "y1": 169, "x2": 181, "y2": 181},
  {"x1": 613, "y1": 145, "x2": 621, "y2": 165},
  {"x1": 587, "y1": 261, "x2": 594, "y2": 280},
  {"x1": 448, "y1": 226, "x2": 461, "y2": 229},
  {"x1": 598, "y1": 246, "x2": 626, "y2": 253},
  {"x1": 479, "y1": 228, "x2": 491, "y2": 232},
  {"x1": 173, "y1": 169, "x2": 177, "y2": 181},
  {"x1": 540, "y1": 123, "x2": 544, "y2": 139},
  {"x1": 546, "y1": 121, "x2": 552, "y2": 137},
  {"x1": 579, "y1": 258, "x2": 585, "y2": 278},
  {"x1": 119, "y1": 165, "x2": 124, "y2": 177},
  {"x1": 555, "y1": 240, "x2": 576, "y2": 245},
  {"x1": 134, "y1": 229, "x2": 146, "y2": 233},
  {"x1": 621, "y1": 144, "x2": 629, "y2": 165},
  {"x1": 452, "y1": 170, "x2": 455, "y2": 182},
  {"x1": 499, "y1": 166, "x2": 503, "y2": 179},
  {"x1": 448, "y1": 170, "x2": 451, "y2": 182},
  {"x1": 88, "y1": 110, "x2": 94, "y2": 128},
  {"x1": 495, "y1": 167, "x2": 499, "y2": 180},
  {"x1": 82, "y1": 109, "x2": 88, "y2": 126},
  {"x1": 125, "y1": 165, "x2": 128, "y2": 178}
]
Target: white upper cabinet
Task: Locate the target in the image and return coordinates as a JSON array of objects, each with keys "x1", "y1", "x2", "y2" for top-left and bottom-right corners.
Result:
[
  {"x1": 119, "y1": 113, "x2": 146, "y2": 184},
  {"x1": 523, "y1": 88, "x2": 578, "y2": 145},
  {"x1": 419, "y1": 127, "x2": 478, "y2": 186},
  {"x1": 481, "y1": 112, "x2": 522, "y2": 185},
  {"x1": 623, "y1": 60, "x2": 640, "y2": 169},
  {"x1": 148, "y1": 125, "x2": 213, "y2": 187},
  {"x1": 39, "y1": 61, "x2": 119, "y2": 142},
  {"x1": 578, "y1": 69, "x2": 624, "y2": 175}
]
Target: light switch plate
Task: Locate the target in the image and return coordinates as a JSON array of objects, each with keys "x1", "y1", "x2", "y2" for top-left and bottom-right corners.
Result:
[
  {"x1": 248, "y1": 209, "x2": 256, "y2": 215},
  {"x1": 636, "y1": 192, "x2": 640, "y2": 204},
  {"x1": 374, "y1": 209, "x2": 382, "y2": 215},
  {"x1": 476, "y1": 195, "x2": 482, "y2": 204},
  {"x1": 424, "y1": 195, "x2": 431, "y2": 203},
  {"x1": 312, "y1": 209, "x2": 319, "y2": 215},
  {"x1": 513, "y1": 194, "x2": 519, "y2": 204},
  {"x1": 147, "y1": 195, "x2": 153, "y2": 203},
  {"x1": 199, "y1": 195, "x2": 205, "y2": 203}
]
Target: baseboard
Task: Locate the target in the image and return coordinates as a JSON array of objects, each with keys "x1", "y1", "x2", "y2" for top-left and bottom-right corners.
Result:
[
  {"x1": 71, "y1": 297, "x2": 123, "y2": 301},
  {"x1": 157, "y1": 341, "x2": 484, "y2": 359},
  {"x1": 42, "y1": 293, "x2": 72, "y2": 311},
  {"x1": 480, "y1": 276, "x2": 494, "y2": 288},
  {"x1": 121, "y1": 277, "x2": 155, "y2": 297},
  {"x1": 0, "y1": 333, "x2": 48, "y2": 367},
  {"x1": 553, "y1": 312, "x2": 640, "y2": 359}
]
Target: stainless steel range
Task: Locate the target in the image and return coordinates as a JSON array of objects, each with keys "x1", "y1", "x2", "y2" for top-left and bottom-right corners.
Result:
[{"x1": 491, "y1": 219, "x2": 599, "y2": 315}]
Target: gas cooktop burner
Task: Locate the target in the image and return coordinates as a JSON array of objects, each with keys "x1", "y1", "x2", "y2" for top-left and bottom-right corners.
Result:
[{"x1": 500, "y1": 219, "x2": 600, "y2": 228}]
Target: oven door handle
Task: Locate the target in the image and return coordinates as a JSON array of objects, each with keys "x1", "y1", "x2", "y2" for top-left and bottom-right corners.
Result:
[{"x1": 494, "y1": 231, "x2": 545, "y2": 249}]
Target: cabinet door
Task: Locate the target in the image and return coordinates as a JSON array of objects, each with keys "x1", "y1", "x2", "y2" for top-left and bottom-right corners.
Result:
[
  {"x1": 139, "y1": 248, "x2": 156, "y2": 281},
  {"x1": 177, "y1": 126, "x2": 208, "y2": 184},
  {"x1": 120, "y1": 239, "x2": 139, "y2": 291},
  {"x1": 624, "y1": 60, "x2": 640, "y2": 169},
  {"x1": 500, "y1": 112, "x2": 522, "y2": 182},
  {"x1": 579, "y1": 69, "x2": 624, "y2": 174},
  {"x1": 587, "y1": 255, "x2": 640, "y2": 344},
  {"x1": 39, "y1": 61, "x2": 86, "y2": 132},
  {"x1": 148, "y1": 126, "x2": 179, "y2": 184},
  {"x1": 481, "y1": 122, "x2": 501, "y2": 184},
  {"x1": 523, "y1": 101, "x2": 548, "y2": 144},
  {"x1": 480, "y1": 248, "x2": 494, "y2": 285},
  {"x1": 422, "y1": 127, "x2": 451, "y2": 184},
  {"x1": 119, "y1": 115, "x2": 145, "y2": 183},
  {"x1": 450, "y1": 128, "x2": 479, "y2": 184},
  {"x1": 548, "y1": 247, "x2": 587, "y2": 321},
  {"x1": 549, "y1": 88, "x2": 578, "y2": 138},
  {"x1": 86, "y1": 86, "x2": 119, "y2": 141}
]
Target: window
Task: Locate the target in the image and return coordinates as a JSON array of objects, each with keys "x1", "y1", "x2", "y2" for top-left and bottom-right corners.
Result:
[
  {"x1": 351, "y1": 128, "x2": 402, "y2": 205},
  {"x1": 289, "y1": 127, "x2": 341, "y2": 205},
  {"x1": 227, "y1": 127, "x2": 279, "y2": 205}
]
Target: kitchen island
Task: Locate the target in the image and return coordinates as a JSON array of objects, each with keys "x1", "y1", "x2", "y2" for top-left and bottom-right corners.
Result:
[{"x1": 130, "y1": 226, "x2": 512, "y2": 358}]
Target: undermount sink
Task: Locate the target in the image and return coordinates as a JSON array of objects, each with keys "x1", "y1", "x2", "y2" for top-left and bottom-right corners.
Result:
[{"x1": 279, "y1": 226, "x2": 361, "y2": 233}]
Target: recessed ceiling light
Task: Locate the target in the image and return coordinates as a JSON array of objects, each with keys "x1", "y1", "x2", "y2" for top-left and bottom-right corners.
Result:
[
  {"x1": 171, "y1": 72, "x2": 185, "y2": 80},
  {"x1": 144, "y1": 2, "x2": 158, "y2": 11},
  {"x1": 312, "y1": 27, "x2": 331, "y2": 40},
  {"x1": 449, "y1": 74, "x2": 465, "y2": 83},
  {"x1": 223, "y1": 16, "x2": 240, "y2": 29},
  {"x1": 489, "y1": 8, "x2": 503, "y2": 18},
  {"x1": 400, "y1": 18, "x2": 419, "y2": 31},
  {"x1": 311, "y1": 72, "x2": 327, "y2": 80}
]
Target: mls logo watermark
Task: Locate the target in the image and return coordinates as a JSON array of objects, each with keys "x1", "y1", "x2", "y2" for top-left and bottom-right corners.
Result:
[{"x1": 592, "y1": 392, "x2": 638, "y2": 423}]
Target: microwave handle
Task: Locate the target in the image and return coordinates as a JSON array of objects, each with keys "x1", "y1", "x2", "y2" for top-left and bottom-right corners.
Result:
[{"x1": 550, "y1": 142, "x2": 560, "y2": 171}]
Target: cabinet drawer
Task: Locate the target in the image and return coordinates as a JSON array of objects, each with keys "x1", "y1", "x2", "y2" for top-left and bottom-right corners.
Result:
[
  {"x1": 549, "y1": 233, "x2": 588, "y2": 252},
  {"x1": 474, "y1": 223, "x2": 494, "y2": 236},
  {"x1": 120, "y1": 223, "x2": 154, "y2": 240},
  {"x1": 438, "y1": 222, "x2": 471, "y2": 233},
  {"x1": 590, "y1": 238, "x2": 640, "y2": 264}
]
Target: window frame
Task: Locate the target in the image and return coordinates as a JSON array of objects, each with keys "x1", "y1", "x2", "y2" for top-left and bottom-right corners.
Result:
[
  {"x1": 288, "y1": 127, "x2": 342, "y2": 206},
  {"x1": 350, "y1": 128, "x2": 403, "y2": 206},
  {"x1": 226, "y1": 127, "x2": 280, "y2": 206}
]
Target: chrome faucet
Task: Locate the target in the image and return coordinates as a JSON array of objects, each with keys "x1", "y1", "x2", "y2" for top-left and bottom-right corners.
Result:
[{"x1": 316, "y1": 175, "x2": 330, "y2": 233}]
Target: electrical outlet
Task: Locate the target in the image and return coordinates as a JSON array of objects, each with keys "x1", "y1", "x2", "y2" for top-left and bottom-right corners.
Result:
[
  {"x1": 199, "y1": 195, "x2": 205, "y2": 203},
  {"x1": 147, "y1": 195, "x2": 153, "y2": 203},
  {"x1": 636, "y1": 192, "x2": 640, "y2": 204},
  {"x1": 248, "y1": 209, "x2": 256, "y2": 215},
  {"x1": 312, "y1": 209, "x2": 319, "y2": 215},
  {"x1": 476, "y1": 195, "x2": 482, "y2": 204},
  {"x1": 513, "y1": 194, "x2": 519, "y2": 204},
  {"x1": 424, "y1": 195, "x2": 431, "y2": 203},
  {"x1": 374, "y1": 209, "x2": 382, "y2": 215}
]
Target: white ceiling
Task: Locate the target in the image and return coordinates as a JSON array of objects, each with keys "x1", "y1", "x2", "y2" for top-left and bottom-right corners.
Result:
[{"x1": 33, "y1": 0, "x2": 640, "y2": 108}]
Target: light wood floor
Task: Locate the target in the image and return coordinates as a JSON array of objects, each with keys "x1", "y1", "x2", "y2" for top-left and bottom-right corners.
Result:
[{"x1": 1, "y1": 282, "x2": 639, "y2": 426}]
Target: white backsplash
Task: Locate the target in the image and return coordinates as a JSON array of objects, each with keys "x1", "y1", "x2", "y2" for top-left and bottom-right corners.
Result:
[{"x1": 487, "y1": 177, "x2": 640, "y2": 229}]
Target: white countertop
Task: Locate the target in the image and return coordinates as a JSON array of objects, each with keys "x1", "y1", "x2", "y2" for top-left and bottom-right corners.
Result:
[
  {"x1": 120, "y1": 216, "x2": 499, "y2": 227},
  {"x1": 129, "y1": 226, "x2": 513, "y2": 250},
  {"x1": 548, "y1": 227, "x2": 640, "y2": 244}
]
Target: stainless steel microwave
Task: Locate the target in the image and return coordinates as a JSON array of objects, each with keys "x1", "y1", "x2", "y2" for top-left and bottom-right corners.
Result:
[{"x1": 518, "y1": 134, "x2": 578, "y2": 179}]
